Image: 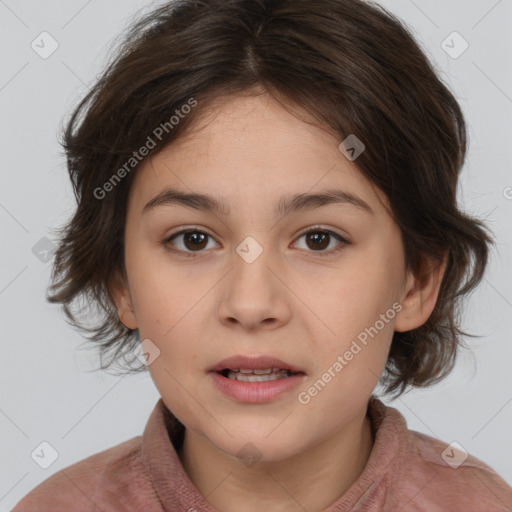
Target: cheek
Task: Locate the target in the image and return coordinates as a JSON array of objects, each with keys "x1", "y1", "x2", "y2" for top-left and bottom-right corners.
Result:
[
  {"x1": 126, "y1": 244, "x2": 187, "y2": 327},
  {"x1": 304, "y1": 248, "x2": 400, "y2": 369},
  {"x1": 316, "y1": 254, "x2": 399, "y2": 327},
  {"x1": 126, "y1": 250, "x2": 210, "y2": 357}
]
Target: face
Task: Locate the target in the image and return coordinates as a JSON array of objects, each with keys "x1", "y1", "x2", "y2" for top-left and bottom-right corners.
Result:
[{"x1": 113, "y1": 92, "x2": 430, "y2": 462}]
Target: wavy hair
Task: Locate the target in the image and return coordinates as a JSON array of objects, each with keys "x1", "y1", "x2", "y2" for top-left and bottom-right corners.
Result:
[{"x1": 48, "y1": 0, "x2": 494, "y2": 398}]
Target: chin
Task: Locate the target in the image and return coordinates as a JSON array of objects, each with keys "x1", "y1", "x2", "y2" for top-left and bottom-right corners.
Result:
[
  {"x1": 205, "y1": 428, "x2": 305, "y2": 464},
  {"x1": 222, "y1": 440, "x2": 299, "y2": 464}
]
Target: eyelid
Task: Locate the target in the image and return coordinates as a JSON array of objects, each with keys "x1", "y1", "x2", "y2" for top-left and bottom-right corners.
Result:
[{"x1": 296, "y1": 225, "x2": 349, "y2": 241}]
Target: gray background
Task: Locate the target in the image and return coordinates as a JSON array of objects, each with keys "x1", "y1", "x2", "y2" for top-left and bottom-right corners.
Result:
[{"x1": 1, "y1": 0, "x2": 511, "y2": 509}]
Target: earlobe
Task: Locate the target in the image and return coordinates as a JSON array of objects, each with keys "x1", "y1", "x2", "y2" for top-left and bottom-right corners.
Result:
[
  {"x1": 394, "y1": 252, "x2": 447, "y2": 333},
  {"x1": 109, "y1": 272, "x2": 138, "y2": 330}
]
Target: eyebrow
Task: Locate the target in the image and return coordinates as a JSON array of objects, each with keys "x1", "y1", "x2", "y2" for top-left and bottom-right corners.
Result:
[{"x1": 142, "y1": 187, "x2": 374, "y2": 217}]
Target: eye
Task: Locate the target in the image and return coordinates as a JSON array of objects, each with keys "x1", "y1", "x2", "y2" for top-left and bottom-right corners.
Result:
[
  {"x1": 293, "y1": 227, "x2": 349, "y2": 255},
  {"x1": 163, "y1": 228, "x2": 218, "y2": 257}
]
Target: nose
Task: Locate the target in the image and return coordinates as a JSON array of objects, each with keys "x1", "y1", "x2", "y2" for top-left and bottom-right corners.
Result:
[{"x1": 216, "y1": 239, "x2": 292, "y2": 332}]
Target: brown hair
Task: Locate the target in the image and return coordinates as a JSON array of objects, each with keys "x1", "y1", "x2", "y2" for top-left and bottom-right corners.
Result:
[{"x1": 48, "y1": 0, "x2": 494, "y2": 398}]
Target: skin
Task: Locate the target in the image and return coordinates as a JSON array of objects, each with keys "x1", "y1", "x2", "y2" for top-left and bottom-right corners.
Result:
[{"x1": 111, "y1": 92, "x2": 446, "y2": 512}]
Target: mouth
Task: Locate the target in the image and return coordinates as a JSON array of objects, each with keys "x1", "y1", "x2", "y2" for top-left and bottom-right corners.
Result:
[
  {"x1": 208, "y1": 355, "x2": 306, "y2": 402},
  {"x1": 208, "y1": 356, "x2": 306, "y2": 404}
]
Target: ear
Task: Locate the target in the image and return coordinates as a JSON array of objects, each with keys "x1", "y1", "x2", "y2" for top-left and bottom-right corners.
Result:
[
  {"x1": 394, "y1": 251, "x2": 448, "y2": 333},
  {"x1": 109, "y1": 270, "x2": 138, "y2": 330}
]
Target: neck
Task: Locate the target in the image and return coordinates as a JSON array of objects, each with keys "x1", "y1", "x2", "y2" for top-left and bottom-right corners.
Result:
[{"x1": 177, "y1": 403, "x2": 374, "y2": 512}]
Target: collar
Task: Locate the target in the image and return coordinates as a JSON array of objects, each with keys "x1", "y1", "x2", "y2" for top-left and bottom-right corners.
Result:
[{"x1": 141, "y1": 395, "x2": 406, "y2": 511}]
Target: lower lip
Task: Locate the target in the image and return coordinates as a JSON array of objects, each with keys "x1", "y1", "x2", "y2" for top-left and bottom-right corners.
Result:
[{"x1": 209, "y1": 371, "x2": 306, "y2": 403}]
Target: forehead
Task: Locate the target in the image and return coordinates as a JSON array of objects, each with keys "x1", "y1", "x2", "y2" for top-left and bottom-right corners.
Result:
[{"x1": 128, "y1": 93, "x2": 389, "y2": 217}]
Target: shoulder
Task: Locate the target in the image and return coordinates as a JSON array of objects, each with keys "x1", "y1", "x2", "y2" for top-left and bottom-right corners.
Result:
[
  {"x1": 12, "y1": 436, "x2": 156, "y2": 512},
  {"x1": 390, "y1": 428, "x2": 512, "y2": 511}
]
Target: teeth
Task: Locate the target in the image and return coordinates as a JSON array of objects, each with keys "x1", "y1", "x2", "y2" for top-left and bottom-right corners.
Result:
[
  {"x1": 226, "y1": 369, "x2": 293, "y2": 382},
  {"x1": 230, "y1": 368, "x2": 286, "y2": 374},
  {"x1": 238, "y1": 368, "x2": 273, "y2": 375}
]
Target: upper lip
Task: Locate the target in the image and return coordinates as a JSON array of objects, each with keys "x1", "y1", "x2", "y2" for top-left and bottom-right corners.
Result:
[{"x1": 209, "y1": 355, "x2": 305, "y2": 374}]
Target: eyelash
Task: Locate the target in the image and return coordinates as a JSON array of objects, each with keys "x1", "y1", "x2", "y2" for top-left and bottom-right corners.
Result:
[{"x1": 162, "y1": 226, "x2": 350, "y2": 259}]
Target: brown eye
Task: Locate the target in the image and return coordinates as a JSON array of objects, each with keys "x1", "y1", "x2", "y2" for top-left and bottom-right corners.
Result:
[
  {"x1": 164, "y1": 229, "x2": 217, "y2": 256},
  {"x1": 294, "y1": 228, "x2": 349, "y2": 255},
  {"x1": 181, "y1": 231, "x2": 208, "y2": 251},
  {"x1": 305, "y1": 231, "x2": 330, "y2": 250}
]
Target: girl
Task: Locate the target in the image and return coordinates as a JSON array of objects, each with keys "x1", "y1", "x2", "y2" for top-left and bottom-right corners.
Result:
[{"x1": 13, "y1": 0, "x2": 512, "y2": 510}]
